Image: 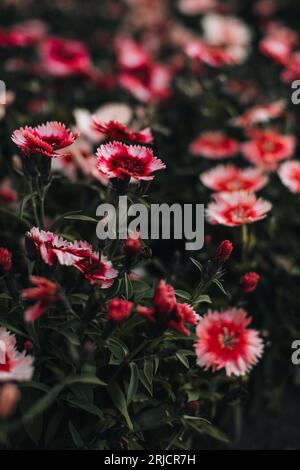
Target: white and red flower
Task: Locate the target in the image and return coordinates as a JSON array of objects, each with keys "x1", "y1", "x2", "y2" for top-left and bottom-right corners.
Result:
[
  {"x1": 185, "y1": 39, "x2": 235, "y2": 67},
  {"x1": 92, "y1": 119, "x2": 153, "y2": 144},
  {"x1": 22, "y1": 276, "x2": 59, "y2": 322},
  {"x1": 206, "y1": 190, "x2": 272, "y2": 226},
  {"x1": 26, "y1": 227, "x2": 92, "y2": 266},
  {"x1": 202, "y1": 13, "x2": 251, "y2": 63},
  {"x1": 281, "y1": 52, "x2": 300, "y2": 83},
  {"x1": 190, "y1": 131, "x2": 239, "y2": 159},
  {"x1": 241, "y1": 129, "x2": 296, "y2": 170},
  {"x1": 195, "y1": 308, "x2": 263, "y2": 376},
  {"x1": 278, "y1": 160, "x2": 300, "y2": 193},
  {"x1": 39, "y1": 37, "x2": 92, "y2": 77},
  {"x1": 0, "y1": 327, "x2": 34, "y2": 382},
  {"x1": 259, "y1": 24, "x2": 297, "y2": 66},
  {"x1": 12, "y1": 121, "x2": 79, "y2": 159},
  {"x1": 116, "y1": 38, "x2": 171, "y2": 103},
  {"x1": 178, "y1": 0, "x2": 218, "y2": 15},
  {"x1": 200, "y1": 165, "x2": 268, "y2": 192},
  {"x1": 74, "y1": 103, "x2": 132, "y2": 144},
  {"x1": 74, "y1": 252, "x2": 118, "y2": 287},
  {"x1": 230, "y1": 100, "x2": 286, "y2": 128},
  {"x1": 96, "y1": 142, "x2": 165, "y2": 180}
]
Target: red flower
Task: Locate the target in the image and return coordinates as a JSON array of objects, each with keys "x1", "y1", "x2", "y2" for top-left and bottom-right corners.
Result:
[
  {"x1": 278, "y1": 160, "x2": 300, "y2": 193},
  {"x1": 206, "y1": 190, "x2": 272, "y2": 226},
  {"x1": 119, "y1": 63, "x2": 171, "y2": 104},
  {"x1": 230, "y1": 100, "x2": 286, "y2": 128},
  {"x1": 96, "y1": 142, "x2": 165, "y2": 180},
  {"x1": 0, "y1": 20, "x2": 47, "y2": 47},
  {"x1": 123, "y1": 233, "x2": 142, "y2": 258},
  {"x1": 39, "y1": 37, "x2": 92, "y2": 77},
  {"x1": 116, "y1": 38, "x2": 171, "y2": 104},
  {"x1": 74, "y1": 252, "x2": 118, "y2": 287},
  {"x1": 106, "y1": 298, "x2": 133, "y2": 323},
  {"x1": 92, "y1": 119, "x2": 153, "y2": 144},
  {"x1": 259, "y1": 25, "x2": 297, "y2": 66},
  {"x1": 137, "y1": 280, "x2": 199, "y2": 336},
  {"x1": 185, "y1": 39, "x2": 235, "y2": 67},
  {"x1": 0, "y1": 179, "x2": 18, "y2": 204},
  {"x1": 241, "y1": 129, "x2": 296, "y2": 171},
  {"x1": 200, "y1": 165, "x2": 268, "y2": 192},
  {"x1": 195, "y1": 309, "x2": 263, "y2": 376},
  {"x1": 0, "y1": 248, "x2": 12, "y2": 273},
  {"x1": 26, "y1": 227, "x2": 92, "y2": 266},
  {"x1": 281, "y1": 52, "x2": 300, "y2": 83},
  {"x1": 22, "y1": 276, "x2": 59, "y2": 322},
  {"x1": 12, "y1": 122, "x2": 79, "y2": 159},
  {"x1": 190, "y1": 131, "x2": 239, "y2": 159},
  {"x1": 240, "y1": 272, "x2": 260, "y2": 293},
  {"x1": 214, "y1": 240, "x2": 233, "y2": 263}
]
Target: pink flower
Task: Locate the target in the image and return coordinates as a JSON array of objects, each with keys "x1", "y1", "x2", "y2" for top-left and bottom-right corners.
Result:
[
  {"x1": 206, "y1": 190, "x2": 272, "y2": 226},
  {"x1": 230, "y1": 100, "x2": 286, "y2": 127},
  {"x1": 52, "y1": 137, "x2": 108, "y2": 185},
  {"x1": 0, "y1": 383, "x2": 20, "y2": 419},
  {"x1": 74, "y1": 103, "x2": 133, "y2": 144},
  {"x1": 0, "y1": 327, "x2": 34, "y2": 382},
  {"x1": 241, "y1": 129, "x2": 296, "y2": 171},
  {"x1": 116, "y1": 38, "x2": 171, "y2": 103},
  {"x1": 12, "y1": 121, "x2": 79, "y2": 159},
  {"x1": 190, "y1": 131, "x2": 239, "y2": 159},
  {"x1": 0, "y1": 178, "x2": 18, "y2": 204},
  {"x1": 137, "y1": 280, "x2": 199, "y2": 336},
  {"x1": 106, "y1": 299, "x2": 133, "y2": 323},
  {"x1": 25, "y1": 227, "x2": 92, "y2": 266},
  {"x1": 278, "y1": 160, "x2": 300, "y2": 193},
  {"x1": 178, "y1": 0, "x2": 218, "y2": 15},
  {"x1": 185, "y1": 39, "x2": 235, "y2": 67},
  {"x1": 259, "y1": 25, "x2": 297, "y2": 66},
  {"x1": 0, "y1": 20, "x2": 47, "y2": 47},
  {"x1": 0, "y1": 248, "x2": 12, "y2": 273},
  {"x1": 202, "y1": 13, "x2": 251, "y2": 63},
  {"x1": 281, "y1": 52, "x2": 300, "y2": 83},
  {"x1": 39, "y1": 37, "x2": 92, "y2": 77},
  {"x1": 74, "y1": 252, "x2": 118, "y2": 287},
  {"x1": 195, "y1": 309, "x2": 263, "y2": 376},
  {"x1": 92, "y1": 119, "x2": 153, "y2": 144},
  {"x1": 200, "y1": 165, "x2": 268, "y2": 192},
  {"x1": 123, "y1": 233, "x2": 142, "y2": 258},
  {"x1": 22, "y1": 276, "x2": 59, "y2": 322},
  {"x1": 96, "y1": 142, "x2": 165, "y2": 181},
  {"x1": 115, "y1": 37, "x2": 151, "y2": 72},
  {"x1": 240, "y1": 272, "x2": 260, "y2": 293},
  {"x1": 119, "y1": 63, "x2": 171, "y2": 104}
]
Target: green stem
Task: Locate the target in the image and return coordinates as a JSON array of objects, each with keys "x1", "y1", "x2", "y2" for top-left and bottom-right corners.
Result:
[{"x1": 29, "y1": 178, "x2": 41, "y2": 227}]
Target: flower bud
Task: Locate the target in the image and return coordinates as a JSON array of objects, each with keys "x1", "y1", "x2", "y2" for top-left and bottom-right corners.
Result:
[
  {"x1": 106, "y1": 298, "x2": 133, "y2": 323},
  {"x1": 214, "y1": 240, "x2": 233, "y2": 263},
  {"x1": 0, "y1": 384, "x2": 20, "y2": 419},
  {"x1": 0, "y1": 247, "x2": 12, "y2": 274},
  {"x1": 240, "y1": 272, "x2": 260, "y2": 293}
]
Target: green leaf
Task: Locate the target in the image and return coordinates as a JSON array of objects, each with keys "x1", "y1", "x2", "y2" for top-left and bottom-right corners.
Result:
[
  {"x1": 66, "y1": 375, "x2": 107, "y2": 387},
  {"x1": 212, "y1": 279, "x2": 228, "y2": 296},
  {"x1": 108, "y1": 381, "x2": 133, "y2": 430},
  {"x1": 190, "y1": 258, "x2": 203, "y2": 272},
  {"x1": 64, "y1": 214, "x2": 97, "y2": 222},
  {"x1": 136, "y1": 407, "x2": 167, "y2": 430},
  {"x1": 175, "y1": 290, "x2": 191, "y2": 301},
  {"x1": 127, "y1": 362, "x2": 139, "y2": 405},
  {"x1": 143, "y1": 359, "x2": 154, "y2": 385},
  {"x1": 64, "y1": 398, "x2": 103, "y2": 419},
  {"x1": 69, "y1": 421, "x2": 85, "y2": 448},
  {"x1": 176, "y1": 351, "x2": 190, "y2": 369}
]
